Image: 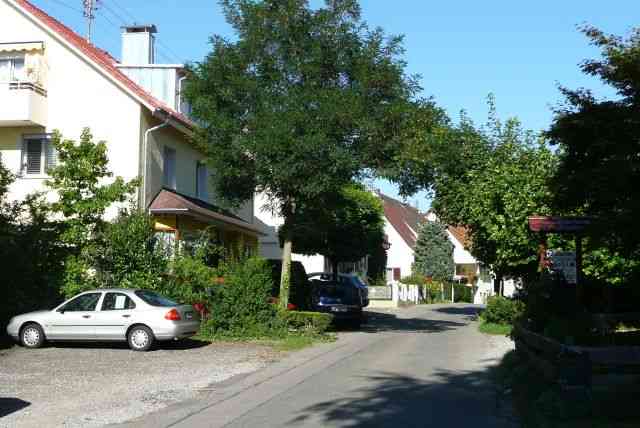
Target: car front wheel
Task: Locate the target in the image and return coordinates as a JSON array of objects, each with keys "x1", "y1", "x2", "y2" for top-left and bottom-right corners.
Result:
[
  {"x1": 127, "y1": 325, "x2": 155, "y2": 352},
  {"x1": 21, "y1": 323, "x2": 45, "y2": 349}
]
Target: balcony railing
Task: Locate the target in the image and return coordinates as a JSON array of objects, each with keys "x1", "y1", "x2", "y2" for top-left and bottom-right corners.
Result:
[
  {"x1": 8, "y1": 81, "x2": 47, "y2": 97},
  {"x1": 0, "y1": 80, "x2": 48, "y2": 127}
]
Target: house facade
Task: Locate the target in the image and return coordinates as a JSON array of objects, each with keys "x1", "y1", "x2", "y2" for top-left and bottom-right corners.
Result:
[{"x1": 0, "y1": 0, "x2": 261, "y2": 250}]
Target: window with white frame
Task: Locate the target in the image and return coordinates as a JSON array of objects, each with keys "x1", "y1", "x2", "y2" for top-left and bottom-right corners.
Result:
[
  {"x1": 22, "y1": 134, "x2": 56, "y2": 176},
  {"x1": 0, "y1": 54, "x2": 25, "y2": 82},
  {"x1": 163, "y1": 146, "x2": 176, "y2": 190},
  {"x1": 196, "y1": 161, "x2": 208, "y2": 201}
]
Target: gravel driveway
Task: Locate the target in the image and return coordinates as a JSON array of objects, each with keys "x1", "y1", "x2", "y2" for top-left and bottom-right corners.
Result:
[{"x1": 0, "y1": 340, "x2": 279, "y2": 428}]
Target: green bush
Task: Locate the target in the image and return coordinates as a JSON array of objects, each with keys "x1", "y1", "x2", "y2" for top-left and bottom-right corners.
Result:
[
  {"x1": 267, "y1": 260, "x2": 313, "y2": 310},
  {"x1": 280, "y1": 311, "x2": 333, "y2": 335},
  {"x1": 201, "y1": 257, "x2": 286, "y2": 339},
  {"x1": 453, "y1": 283, "x2": 473, "y2": 303},
  {"x1": 482, "y1": 295, "x2": 525, "y2": 325},
  {"x1": 1, "y1": 194, "x2": 67, "y2": 337},
  {"x1": 401, "y1": 273, "x2": 426, "y2": 285},
  {"x1": 161, "y1": 252, "x2": 219, "y2": 306},
  {"x1": 93, "y1": 208, "x2": 167, "y2": 289}
]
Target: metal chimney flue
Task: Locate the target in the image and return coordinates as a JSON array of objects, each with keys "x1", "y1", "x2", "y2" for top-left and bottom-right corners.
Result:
[{"x1": 121, "y1": 24, "x2": 157, "y2": 65}]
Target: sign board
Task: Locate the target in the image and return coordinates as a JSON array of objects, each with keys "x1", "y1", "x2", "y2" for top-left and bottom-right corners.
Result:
[
  {"x1": 528, "y1": 217, "x2": 591, "y2": 233},
  {"x1": 548, "y1": 251, "x2": 577, "y2": 284}
]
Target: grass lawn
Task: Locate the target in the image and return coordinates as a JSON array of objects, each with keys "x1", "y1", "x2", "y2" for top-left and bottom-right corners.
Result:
[
  {"x1": 478, "y1": 320, "x2": 512, "y2": 335},
  {"x1": 195, "y1": 333, "x2": 336, "y2": 353},
  {"x1": 258, "y1": 333, "x2": 336, "y2": 352}
]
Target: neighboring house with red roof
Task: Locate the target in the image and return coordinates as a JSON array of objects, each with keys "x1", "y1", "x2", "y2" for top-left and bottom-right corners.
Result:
[
  {"x1": 380, "y1": 193, "x2": 514, "y2": 303},
  {"x1": 0, "y1": 0, "x2": 261, "y2": 250}
]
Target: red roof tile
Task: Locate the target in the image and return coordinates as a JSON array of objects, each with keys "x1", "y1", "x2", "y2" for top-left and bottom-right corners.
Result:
[
  {"x1": 11, "y1": 0, "x2": 193, "y2": 129},
  {"x1": 378, "y1": 192, "x2": 473, "y2": 250},
  {"x1": 379, "y1": 193, "x2": 426, "y2": 249},
  {"x1": 448, "y1": 225, "x2": 470, "y2": 247}
]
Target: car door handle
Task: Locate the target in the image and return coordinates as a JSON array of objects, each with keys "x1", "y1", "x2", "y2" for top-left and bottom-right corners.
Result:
[
  {"x1": 82, "y1": 315, "x2": 91, "y2": 319},
  {"x1": 122, "y1": 315, "x2": 131, "y2": 318}
]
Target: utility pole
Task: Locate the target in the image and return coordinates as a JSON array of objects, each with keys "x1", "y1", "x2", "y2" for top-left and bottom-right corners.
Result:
[{"x1": 83, "y1": 0, "x2": 99, "y2": 42}]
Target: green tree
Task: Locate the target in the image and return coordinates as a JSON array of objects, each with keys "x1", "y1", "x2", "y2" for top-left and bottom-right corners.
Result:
[
  {"x1": 413, "y1": 220, "x2": 454, "y2": 282},
  {"x1": 548, "y1": 26, "x2": 640, "y2": 283},
  {"x1": 47, "y1": 129, "x2": 138, "y2": 247},
  {"x1": 92, "y1": 206, "x2": 168, "y2": 290},
  {"x1": 46, "y1": 128, "x2": 138, "y2": 296},
  {"x1": 283, "y1": 183, "x2": 385, "y2": 279},
  {"x1": 185, "y1": 0, "x2": 429, "y2": 308},
  {"x1": 398, "y1": 98, "x2": 558, "y2": 281},
  {"x1": 1, "y1": 160, "x2": 67, "y2": 331}
]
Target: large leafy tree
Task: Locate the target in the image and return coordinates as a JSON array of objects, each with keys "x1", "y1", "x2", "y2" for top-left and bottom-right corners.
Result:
[
  {"x1": 396, "y1": 98, "x2": 557, "y2": 281},
  {"x1": 548, "y1": 26, "x2": 640, "y2": 283},
  {"x1": 185, "y1": 0, "x2": 430, "y2": 307},
  {"x1": 282, "y1": 183, "x2": 385, "y2": 279},
  {"x1": 413, "y1": 221, "x2": 454, "y2": 283}
]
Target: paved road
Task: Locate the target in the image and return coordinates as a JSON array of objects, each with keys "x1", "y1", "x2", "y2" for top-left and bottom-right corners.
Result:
[{"x1": 115, "y1": 304, "x2": 516, "y2": 428}]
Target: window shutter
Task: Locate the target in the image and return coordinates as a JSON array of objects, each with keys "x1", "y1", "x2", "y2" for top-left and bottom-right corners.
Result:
[
  {"x1": 45, "y1": 139, "x2": 57, "y2": 173},
  {"x1": 25, "y1": 139, "x2": 42, "y2": 175},
  {"x1": 196, "y1": 162, "x2": 208, "y2": 201},
  {"x1": 163, "y1": 146, "x2": 176, "y2": 190}
]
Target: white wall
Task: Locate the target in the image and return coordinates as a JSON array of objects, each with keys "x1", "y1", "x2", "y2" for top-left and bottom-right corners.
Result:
[
  {"x1": 252, "y1": 191, "x2": 324, "y2": 272},
  {"x1": 384, "y1": 218, "x2": 414, "y2": 280},
  {"x1": 448, "y1": 229, "x2": 476, "y2": 265},
  {"x1": 253, "y1": 191, "x2": 283, "y2": 258}
]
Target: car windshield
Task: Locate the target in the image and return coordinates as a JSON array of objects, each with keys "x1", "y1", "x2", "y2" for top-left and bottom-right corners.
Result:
[
  {"x1": 316, "y1": 282, "x2": 346, "y2": 298},
  {"x1": 135, "y1": 290, "x2": 178, "y2": 307},
  {"x1": 352, "y1": 276, "x2": 367, "y2": 287}
]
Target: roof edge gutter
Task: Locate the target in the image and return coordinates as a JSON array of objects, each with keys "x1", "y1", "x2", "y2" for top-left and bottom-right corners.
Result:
[{"x1": 152, "y1": 108, "x2": 193, "y2": 136}]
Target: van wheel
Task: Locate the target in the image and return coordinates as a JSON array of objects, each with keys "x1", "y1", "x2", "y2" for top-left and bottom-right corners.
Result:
[
  {"x1": 127, "y1": 325, "x2": 155, "y2": 352},
  {"x1": 21, "y1": 323, "x2": 45, "y2": 349}
]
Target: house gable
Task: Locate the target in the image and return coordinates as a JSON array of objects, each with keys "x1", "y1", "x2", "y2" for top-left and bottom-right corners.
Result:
[{"x1": 5, "y1": 0, "x2": 192, "y2": 133}]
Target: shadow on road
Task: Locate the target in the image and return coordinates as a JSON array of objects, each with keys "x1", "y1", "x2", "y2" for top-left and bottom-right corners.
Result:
[
  {"x1": 0, "y1": 398, "x2": 30, "y2": 418},
  {"x1": 356, "y1": 311, "x2": 467, "y2": 334},
  {"x1": 432, "y1": 305, "x2": 481, "y2": 321},
  {"x1": 287, "y1": 367, "x2": 512, "y2": 428},
  {"x1": 41, "y1": 338, "x2": 210, "y2": 352}
]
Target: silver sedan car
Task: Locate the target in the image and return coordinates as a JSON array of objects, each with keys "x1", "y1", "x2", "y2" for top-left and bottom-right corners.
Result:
[{"x1": 6, "y1": 289, "x2": 201, "y2": 351}]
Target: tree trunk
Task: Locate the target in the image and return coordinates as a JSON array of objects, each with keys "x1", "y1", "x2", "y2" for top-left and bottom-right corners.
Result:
[
  {"x1": 494, "y1": 274, "x2": 503, "y2": 297},
  {"x1": 279, "y1": 218, "x2": 293, "y2": 311},
  {"x1": 331, "y1": 258, "x2": 339, "y2": 282}
]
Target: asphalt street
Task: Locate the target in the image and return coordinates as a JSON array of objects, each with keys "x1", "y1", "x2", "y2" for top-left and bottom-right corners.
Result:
[{"x1": 114, "y1": 304, "x2": 516, "y2": 428}]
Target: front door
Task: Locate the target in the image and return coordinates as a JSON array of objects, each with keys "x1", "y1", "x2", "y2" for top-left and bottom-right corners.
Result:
[
  {"x1": 46, "y1": 292, "x2": 102, "y2": 340},
  {"x1": 93, "y1": 292, "x2": 137, "y2": 340}
]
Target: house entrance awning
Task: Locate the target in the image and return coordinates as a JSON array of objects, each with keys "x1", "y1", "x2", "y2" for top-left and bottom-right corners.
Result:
[{"x1": 148, "y1": 188, "x2": 265, "y2": 237}]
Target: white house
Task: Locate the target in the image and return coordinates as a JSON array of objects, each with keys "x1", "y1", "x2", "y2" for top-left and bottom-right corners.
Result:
[
  {"x1": 0, "y1": 0, "x2": 262, "y2": 250},
  {"x1": 253, "y1": 192, "x2": 326, "y2": 272}
]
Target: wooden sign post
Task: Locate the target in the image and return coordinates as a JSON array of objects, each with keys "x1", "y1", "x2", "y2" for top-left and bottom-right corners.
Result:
[{"x1": 528, "y1": 217, "x2": 592, "y2": 304}]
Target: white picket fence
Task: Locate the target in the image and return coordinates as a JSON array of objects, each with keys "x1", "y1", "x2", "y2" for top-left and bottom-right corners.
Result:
[{"x1": 368, "y1": 282, "x2": 420, "y2": 308}]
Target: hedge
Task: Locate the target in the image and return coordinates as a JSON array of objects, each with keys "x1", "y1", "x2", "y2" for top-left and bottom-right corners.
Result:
[{"x1": 280, "y1": 311, "x2": 334, "y2": 335}]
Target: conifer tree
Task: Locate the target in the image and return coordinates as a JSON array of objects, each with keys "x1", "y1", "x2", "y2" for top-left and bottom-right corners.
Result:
[{"x1": 413, "y1": 221, "x2": 454, "y2": 282}]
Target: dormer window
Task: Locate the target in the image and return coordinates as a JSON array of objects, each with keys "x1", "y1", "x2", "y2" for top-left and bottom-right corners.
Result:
[{"x1": 0, "y1": 54, "x2": 25, "y2": 82}]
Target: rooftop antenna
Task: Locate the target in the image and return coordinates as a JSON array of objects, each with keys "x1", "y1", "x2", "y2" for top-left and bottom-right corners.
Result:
[{"x1": 83, "y1": 0, "x2": 100, "y2": 42}]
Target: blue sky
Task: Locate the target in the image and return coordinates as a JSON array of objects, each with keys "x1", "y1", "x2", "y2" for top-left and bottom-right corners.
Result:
[{"x1": 32, "y1": 0, "x2": 638, "y2": 207}]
